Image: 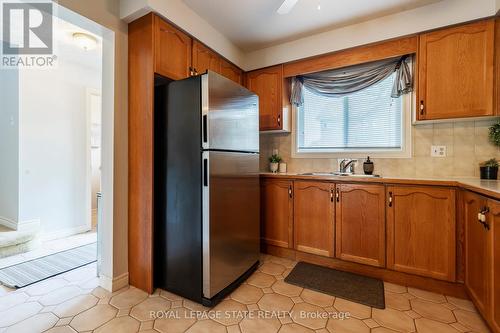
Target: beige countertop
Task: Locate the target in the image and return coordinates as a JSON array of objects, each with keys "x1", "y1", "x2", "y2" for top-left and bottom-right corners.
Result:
[{"x1": 260, "y1": 172, "x2": 500, "y2": 200}]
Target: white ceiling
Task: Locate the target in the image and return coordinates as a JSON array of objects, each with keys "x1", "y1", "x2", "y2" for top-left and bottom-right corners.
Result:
[{"x1": 182, "y1": 0, "x2": 443, "y2": 51}]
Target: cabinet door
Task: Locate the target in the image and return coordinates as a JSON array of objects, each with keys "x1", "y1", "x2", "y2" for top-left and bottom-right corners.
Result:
[
  {"x1": 220, "y1": 59, "x2": 243, "y2": 85},
  {"x1": 192, "y1": 40, "x2": 221, "y2": 75},
  {"x1": 335, "y1": 184, "x2": 386, "y2": 267},
  {"x1": 261, "y1": 179, "x2": 293, "y2": 248},
  {"x1": 488, "y1": 199, "x2": 499, "y2": 331},
  {"x1": 246, "y1": 65, "x2": 283, "y2": 131},
  {"x1": 387, "y1": 186, "x2": 456, "y2": 281},
  {"x1": 294, "y1": 181, "x2": 335, "y2": 257},
  {"x1": 418, "y1": 20, "x2": 494, "y2": 120},
  {"x1": 154, "y1": 16, "x2": 192, "y2": 80},
  {"x1": 464, "y1": 191, "x2": 491, "y2": 317}
]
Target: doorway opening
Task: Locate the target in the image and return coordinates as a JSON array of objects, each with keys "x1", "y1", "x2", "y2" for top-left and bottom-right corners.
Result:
[{"x1": 0, "y1": 2, "x2": 114, "y2": 289}]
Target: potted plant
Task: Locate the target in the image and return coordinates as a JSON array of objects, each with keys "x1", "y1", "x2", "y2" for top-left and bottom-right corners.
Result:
[
  {"x1": 269, "y1": 154, "x2": 282, "y2": 173},
  {"x1": 489, "y1": 121, "x2": 500, "y2": 147},
  {"x1": 480, "y1": 158, "x2": 499, "y2": 180}
]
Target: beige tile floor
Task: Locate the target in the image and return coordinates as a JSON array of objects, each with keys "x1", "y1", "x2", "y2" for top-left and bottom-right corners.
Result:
[{"x1": 0, "y1": 254, "x2": 491, "y2": 333}]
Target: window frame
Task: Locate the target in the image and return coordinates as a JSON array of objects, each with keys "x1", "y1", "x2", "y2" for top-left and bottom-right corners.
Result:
[{"x1": 291, "y1": 86, "x2": 414, "y2": 159}]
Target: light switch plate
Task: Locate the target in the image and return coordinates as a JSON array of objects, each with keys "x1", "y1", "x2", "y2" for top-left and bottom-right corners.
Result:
[{"x1": 431, "y1": 145, "x2": 446, "y2": 157}]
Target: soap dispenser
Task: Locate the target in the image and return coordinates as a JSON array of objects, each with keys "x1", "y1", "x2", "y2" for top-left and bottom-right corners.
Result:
[{"x1": 363, "y1": 156, "x2": 374, "y2": 175}]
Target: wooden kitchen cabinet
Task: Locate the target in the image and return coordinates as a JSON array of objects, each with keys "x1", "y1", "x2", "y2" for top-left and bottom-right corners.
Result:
[
  {"x1": 246, "y1": 65, "x2": 284, "y2": 131},
  {"x1": 293, "y1": 181, "x2": 335, "y2": 257},
  {"x1": 220, "y1": 59, "x2": 243, "y2": 84},
  {"x1": 191, "y1": 40, "x2": 221, "y2": 76},
  {"x1": 464, "y1": 191, "x2": 491, "y2": 316},
  {"x1": 387, "y1": 186, "x2": 456, "y2": 281},
  {"x1": 154, "y1": 16, "x2": 192, "y2": 80},
  {"x1": 261, "y1": 179, "x2": 293, "y2": 248},
  {"x1": 418, "y1": 19, "x2": 495, "y2": 120},
  {"x1": 488, "y1": 198, "x2": 500, "y2": 332},
  {"x1": 335, "y1": 184, "x2": 386, "y2": 267}
]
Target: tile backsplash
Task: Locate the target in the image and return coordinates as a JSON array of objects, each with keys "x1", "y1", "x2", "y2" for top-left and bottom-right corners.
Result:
[{"x1": 260, "y1": 119, "x2": 500, "y2": 178}]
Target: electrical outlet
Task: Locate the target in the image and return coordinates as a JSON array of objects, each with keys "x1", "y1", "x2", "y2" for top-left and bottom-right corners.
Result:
[{"x1": 431, "y1": 145, "x2": 446, "y2": 157}]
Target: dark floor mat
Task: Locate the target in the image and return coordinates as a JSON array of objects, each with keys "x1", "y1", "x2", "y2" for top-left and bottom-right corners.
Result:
[{"x1": 285, "y1": 261, "x2": 385, "y2": 309}]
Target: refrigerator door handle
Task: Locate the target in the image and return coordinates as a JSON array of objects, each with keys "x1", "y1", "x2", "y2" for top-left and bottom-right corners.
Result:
[
  {"x1": 203, "y1": 158, "x2": 208, "y2": 187},
  {"x1": 203, "y1": 115, "x2": 208, "y2": 144}
]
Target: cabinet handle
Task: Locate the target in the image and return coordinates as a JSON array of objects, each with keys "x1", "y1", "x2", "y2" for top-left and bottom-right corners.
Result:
[
  {"x1": 277, "y1": 115, "x2": 281, "y2": 126},
  {"x1": 330, "y1": 189, "x2": 334, "y2": 202},
  {"x1": 419, "y1": 100, "x2": 425, "y2": 116},
  {"x1": 388, "y1": 191, "x2": 393, "y2": 207},
  {"x1": 479, "y1": 207, "x2": 490, "y2": 230},
  {"x1": 288, "y1": 185, "x2": 292, "y2": 198},
  {"x1": 335, "y1": 188, "x2": 339, "y2": 202},
  {"x1": 189, "y1": 66, "x2": 194, "y2": 76}
]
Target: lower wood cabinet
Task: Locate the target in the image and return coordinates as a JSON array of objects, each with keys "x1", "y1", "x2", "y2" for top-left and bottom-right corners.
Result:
[
  {"x1": 464, "y1": 191, "x2": 491, "y2": 316},
  {"x1": 260, "y1": 179, "x2": 293, "y2": 248},
  {"x1": 386, "y1": 186, "x2": 456, "y2": 281},
  {"x1": 293, "y1": 181, "x2": 335, "y2": 257},
  {"x1": 335, "y1": 184, "x2": 385, "y2": 267},
  {"x1": 490, "y1": 199, "x2": 500, "y2": 332}
]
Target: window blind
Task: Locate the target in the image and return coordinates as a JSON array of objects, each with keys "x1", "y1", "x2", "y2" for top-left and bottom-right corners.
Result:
[{"x1": 298, "y1": 72, "x2": 402, "y2": 151}]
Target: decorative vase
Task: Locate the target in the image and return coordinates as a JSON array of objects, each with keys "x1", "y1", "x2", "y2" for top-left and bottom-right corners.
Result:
[
  {"x1": 480, "y1": 166, "x2": 498, "y2": 180},
  {"x1": 279, "y1": 162, "x2": 287, "y2": 173},
  {"x1": 270, "y1": 162, "x2": 279, "y2": 173}
]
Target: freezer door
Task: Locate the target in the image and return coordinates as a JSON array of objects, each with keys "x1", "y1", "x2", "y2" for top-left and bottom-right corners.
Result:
[
  {"x1": 202, "y1": 72, "x2": 259, "y2": 153},
  {"x1": 202, "y1": 151, "x2": 260, "y2": 299}
]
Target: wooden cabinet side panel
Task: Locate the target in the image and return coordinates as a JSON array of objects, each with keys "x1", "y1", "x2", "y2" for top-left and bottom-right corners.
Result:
[
  {"x1": 418, "y1": 20, "x2": 495, "y2": 120},
  {"x1": 128, "y1": 13, "x2": 155, "y2": 293},
  {"x1": 387, "y1": 186, "x2": 456, "y2": 281},
  {"x1": 488, "y1": 199, "x2": 500, "y2": 332},
  {"x1": 261, "y1": 180, "x2": 293, "y2": 248},
  {"x1": 293, "y1": 181, "x2": 335, "y2": 257},
  {"x1": 335, "y1": 184, "x2": 386, "y2": 267}
]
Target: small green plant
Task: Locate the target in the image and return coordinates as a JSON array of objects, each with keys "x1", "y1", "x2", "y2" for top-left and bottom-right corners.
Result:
[
  {"x1": 269, "y1": 154, "x2": 282, "y2": 164},
  {"x1": 489, "y1": 121, "x2": 500, "y2": 146},
  {"x1": 480, "y1": 158, "x2": 499, "y2": 168}
]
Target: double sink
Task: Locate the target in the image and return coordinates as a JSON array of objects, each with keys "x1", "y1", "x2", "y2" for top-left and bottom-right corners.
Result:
[{"x1": 300, "y1": 172, "x2": 381, "y2": 178}]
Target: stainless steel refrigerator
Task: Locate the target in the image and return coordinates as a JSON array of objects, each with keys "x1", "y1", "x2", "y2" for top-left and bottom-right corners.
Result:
[{"x1": 154, "y1": 71, "x2": 260, "y2": 306}]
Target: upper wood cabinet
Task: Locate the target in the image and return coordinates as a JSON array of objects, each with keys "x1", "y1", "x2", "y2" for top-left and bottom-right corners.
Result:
[
  {"x1": 335, "y1": 184, "x2": 386, "y2": 267},
  {"x1": 464, "y1": 191, "x2": 491, "y2": 315},
  {"x1": 418, "y1": 20, "x2": 495, "y2": 120},
  {"x1": 260, "y1": 179, "x2": 293, "y2": 248},
  {"x1": 293, "y1": 181, "x2": 335, "y2": 257},
  {"x1": 191, "y1": 40, "x2": 221, "y2": 76},
  {"x1": 220, "y1": 59, "x2": 243, "y2": 85},
  {"x1": 246, "y1": 65, "x2": 284, "y2": 131},
  {"x1": 387, "y1": 186, "x2": 456, "y2": 281},
  {"x1": 154, "y1": 16, "x2": 192, "y2": 80}
]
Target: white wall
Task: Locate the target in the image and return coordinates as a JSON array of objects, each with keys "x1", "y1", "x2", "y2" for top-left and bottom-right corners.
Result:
[
  {"x1": 18, "y1": 58, "x2": 102, "y2": 236},
  {"x1": 0, "y1": 51, "x2": 19, "y2": 227},
  {"x1": 243, "y1": 0, "x2": 499, "y2": 70}
]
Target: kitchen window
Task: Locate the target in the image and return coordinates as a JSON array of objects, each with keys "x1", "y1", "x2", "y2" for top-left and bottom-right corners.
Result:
[{"x1": 293, "y1": 70, "x2": 412, "y2": 158}]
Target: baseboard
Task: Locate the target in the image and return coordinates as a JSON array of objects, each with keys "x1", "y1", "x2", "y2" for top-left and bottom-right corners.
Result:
[
  {"x1": 99, "y1": 272, "x2": 129, "y2": 292},
  {"x1": 17, "y1": 219, "x2": 40, "y2": 232},
  {"x1": 41, "y1": 224, "x2": 91, "y2": 241},
  {"x1": 0, "y1": 216, "x2": 18, "y2": 230}
]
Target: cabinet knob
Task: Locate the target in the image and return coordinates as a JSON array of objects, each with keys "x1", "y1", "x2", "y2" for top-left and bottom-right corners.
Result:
[
  {"x1": 277, "y1": 115, "x2": 281, "y2": 126},
  {"x1": 288, "y1": 185, "x2": 292, "y2": 198},
  {"x1": 388, "y1": 191, "x2": 393, "y2": 207},
  {"x1": 419, "y1": 101, "x2": 425, "y2": 116}
]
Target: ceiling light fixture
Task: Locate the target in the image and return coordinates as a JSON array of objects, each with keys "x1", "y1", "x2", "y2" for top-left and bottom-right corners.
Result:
[
  {"x1": 72, "y1": 32, "x2": 98, "y2": 51},
  {"x1": 317, "y1": 0, "x2": 321, "y2": 10}
]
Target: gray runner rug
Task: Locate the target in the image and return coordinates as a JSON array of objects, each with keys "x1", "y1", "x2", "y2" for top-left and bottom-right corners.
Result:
[
  {"x1": 0, "y1": 242, "x2": 96, "y2": 288},
  {"x1": 285, "y1": 261, "x2": 385, "y2": 309}
]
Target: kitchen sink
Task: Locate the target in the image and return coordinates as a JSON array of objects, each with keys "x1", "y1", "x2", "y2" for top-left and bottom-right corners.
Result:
[{"x1": 300, "y1": 172, "x2": 381, "y2": 178}]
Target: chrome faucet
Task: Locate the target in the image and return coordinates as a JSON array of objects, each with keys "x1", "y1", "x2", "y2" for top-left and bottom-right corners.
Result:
[{"x1": 339, "y1": 159, "x2": 357, "y2": 173}]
